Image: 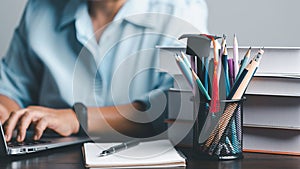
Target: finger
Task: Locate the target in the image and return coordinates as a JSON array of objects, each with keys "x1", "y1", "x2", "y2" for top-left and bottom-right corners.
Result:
[
  {"x1": 4, "y1": 110, "x2": 25, "y2": 141},
  {"x1": 34, "y1": 118, "x2": 48, "y2": 140},
  {"x1": 17, "y1": 111, "x2": 35, "y2": 142}
]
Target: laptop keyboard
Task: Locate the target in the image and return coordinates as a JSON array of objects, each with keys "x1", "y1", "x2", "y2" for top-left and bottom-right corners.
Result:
[{"x1": 7, "y1": 139, "x2": 51, "y2": 147}]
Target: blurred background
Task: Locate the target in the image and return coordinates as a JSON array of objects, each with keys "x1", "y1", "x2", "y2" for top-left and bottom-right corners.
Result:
[{"x1": 1, "y1": 0, "x2": 300, "y2": 57}]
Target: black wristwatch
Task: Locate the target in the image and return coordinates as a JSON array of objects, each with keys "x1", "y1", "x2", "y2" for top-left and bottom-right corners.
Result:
[{"x1": 72, "y1": 102, "x2": 88, "y2": 135}]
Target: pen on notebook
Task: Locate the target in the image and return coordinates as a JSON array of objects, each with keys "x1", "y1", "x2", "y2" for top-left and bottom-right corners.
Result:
[
  {"x1": 99, "y1": 140, "x2": 140, "y2": 157},
  {"x1": 233, "y1": 33, "x2": 239, "y2": 79}
]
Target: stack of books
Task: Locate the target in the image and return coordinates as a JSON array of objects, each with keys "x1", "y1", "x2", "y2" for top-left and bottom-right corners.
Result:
[
  {"x1": 237, "y1": 47, "x2": 300, "y2": 155},
  {"x1": 158, "y1": 46, "x2": 300, "y2": 155}
]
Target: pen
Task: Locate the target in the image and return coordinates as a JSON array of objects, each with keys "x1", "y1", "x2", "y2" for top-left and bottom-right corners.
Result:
[{"x1": 99, "y1": 140, "x2": 140, "y2": 157}]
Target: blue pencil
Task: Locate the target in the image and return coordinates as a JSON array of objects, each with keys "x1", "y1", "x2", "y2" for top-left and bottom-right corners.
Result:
[
  {"x1": 175, "y1": 54, "x2": 193, "y2": 89},
  {"x1": 180, "y1": 51, "x2": 192, "y2": 68},
  {"x1": 191, "y1": 68, "x2": 211, "y2": 101},
  {"x1": 236, "y1": 47, "x2": 251, "y2": 80}
]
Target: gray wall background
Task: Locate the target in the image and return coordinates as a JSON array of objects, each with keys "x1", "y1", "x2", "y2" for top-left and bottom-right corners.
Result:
[
  {"x1": 1, "y1": 0, "x2": 300, "y2": 57},
  {"x1": 0, "y1": 0, "x2": 27, "y2": 57},
  {"x1": 206, "y1": 0, "x2": 300, "y2": 47}
]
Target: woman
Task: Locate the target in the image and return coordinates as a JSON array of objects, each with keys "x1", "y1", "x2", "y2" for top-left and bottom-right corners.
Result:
[{"x1": 0, "y1": 0, "x2": 208, "y2": 142}]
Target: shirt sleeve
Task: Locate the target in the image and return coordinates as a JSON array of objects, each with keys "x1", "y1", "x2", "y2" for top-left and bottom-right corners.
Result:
[
  {"x1": 133, "y1": 72, "x2": 173, "y2": 110},
  {"x1": 0, "y1": 2, "x2": 43, "y2": 108}
]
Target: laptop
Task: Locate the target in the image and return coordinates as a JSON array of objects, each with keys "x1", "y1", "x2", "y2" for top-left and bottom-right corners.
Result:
[{"x1": 0, "y1": 122, "x2": 92, "y2": 156}]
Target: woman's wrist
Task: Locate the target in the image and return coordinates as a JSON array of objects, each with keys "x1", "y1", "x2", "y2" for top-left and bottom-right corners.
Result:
[
  {"x1": 0, "y1": 104, "x2": 10, "y2": 123},
  {"x1": 69, "y1": 108, "x2": 80, "y2": 134},
  {"x1": 0, "y1": 95, "x2": 21, "y2": 123}
]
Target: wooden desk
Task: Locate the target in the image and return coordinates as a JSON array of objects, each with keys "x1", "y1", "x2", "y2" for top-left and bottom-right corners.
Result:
[{"x1": 0, "y1": 144, "x2": 299, "y2": 169}]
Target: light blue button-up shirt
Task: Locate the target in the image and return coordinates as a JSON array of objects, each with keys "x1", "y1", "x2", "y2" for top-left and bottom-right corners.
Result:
[{"x1": 0, "y1": 0, "x2": 208, "y2": 112}]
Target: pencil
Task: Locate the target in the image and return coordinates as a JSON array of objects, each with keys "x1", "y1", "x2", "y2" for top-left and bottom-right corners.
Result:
[
  {"x1": 202, "y1": 57, "x2": 210, "y2": 92},
  {"x1": 222, "y1": 46, "x2": 230, "y2": 97},
  {"x1": 175, "y1": 54, "x2": 193, "y2": 89},
  {"x1": 204, "y1": 102, "x2": 239, "y2": 149},
  {"x1": 209, "y1": 38, "x2": 220, "y2": 113},
  {"x1": 228, "y1": 58, "x2": 235, "y2": 88},
  {"x1": 233, "y1": 47, "x2": 252, "y2": 146},
  {"x1": 228, "y1": 48, "x2": 264, "y2": 100},
  {"x1": 180, "y1": 51, "x2": 192, "y2": 69},
  {"x1": 236, "y1": 47, "x2": 251, "y2": 80},
  {"x1": 217, "y1": 34, "x2": 227, "y2": 83},
  {"x1": 233, "y1": 34, "x2": 239, "y2": 79},
  {"x1": 204, "y1": 48, "x2": 265, "y2": 149},
  {"x1": 191, "y1": 68, "x2": 211, "y2": 101}
]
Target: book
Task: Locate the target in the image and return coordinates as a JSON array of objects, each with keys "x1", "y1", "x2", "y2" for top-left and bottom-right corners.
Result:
[
  {"x1": 158, "y1": 46, "x2": 300, "y2": 75},
  {"x1": 243, "y1": 126, "x2": 300, "y2": 155},
  {"x1": 168, "y1": 88, "x2": 194, "y2": 121},
  {"x1": 82, "y1": 140, "x2": 186, "y2": 168},
  {"x1": 227, "y1": 47, "x2": 300, "y2": 74},
  {"x1": 167, "y1": 88, "x2": 194, "y2": 147},
  {"x1": 246, "y1": 73, "x2": 300, "y2": 97},
  {"x1": 159, "y1": 46, "x2": 300, "y2": 155},
  {"x1": 244, "y1": 95, "x2": 300, "y2": 130}
]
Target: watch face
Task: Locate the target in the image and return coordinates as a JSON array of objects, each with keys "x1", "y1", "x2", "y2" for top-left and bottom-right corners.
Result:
[{"x1": 74, "y1": 102, "x2": 86, "y2": 111}]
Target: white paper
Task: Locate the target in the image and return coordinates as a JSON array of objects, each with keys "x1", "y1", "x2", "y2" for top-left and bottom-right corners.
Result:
[{"x1": 83, "y1": 140, "x2": 186, "y2": 168}]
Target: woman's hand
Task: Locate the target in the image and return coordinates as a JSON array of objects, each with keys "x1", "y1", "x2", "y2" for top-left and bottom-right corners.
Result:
[{"x1": 4, "y1": 106, "x2": 79, "y2": 142}]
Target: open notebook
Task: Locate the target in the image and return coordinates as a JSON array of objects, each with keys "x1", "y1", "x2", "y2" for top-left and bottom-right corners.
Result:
[{"x1": 82, "y1": 139, "x2": 186, "y2": 168}]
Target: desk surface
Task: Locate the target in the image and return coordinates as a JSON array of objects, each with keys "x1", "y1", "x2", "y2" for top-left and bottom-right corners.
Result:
[{"x1": 0, "y1": 144, "x2": 299, "y2": 169}]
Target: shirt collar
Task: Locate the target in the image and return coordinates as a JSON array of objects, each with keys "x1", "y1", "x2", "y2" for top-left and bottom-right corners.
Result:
[
  {"x1": 58, "y1": 0, "x2": 82, "y2": 30},
  {"x1": 58, "y1": 0, "x2": 155, "y2": 30},
  {"x1": 114, "y1": 0, "x2": 156, "y2": 29}
]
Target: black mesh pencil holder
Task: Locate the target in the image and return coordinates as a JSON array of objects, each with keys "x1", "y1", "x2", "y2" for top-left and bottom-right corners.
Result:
[{"x1": 193, "y1": 98, "x2": 245, "y2": 160}]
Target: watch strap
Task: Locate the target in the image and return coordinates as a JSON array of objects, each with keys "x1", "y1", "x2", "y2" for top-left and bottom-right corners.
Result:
[{"x1": 72, "y1": 102, "x2": 88, "y2": 135}]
